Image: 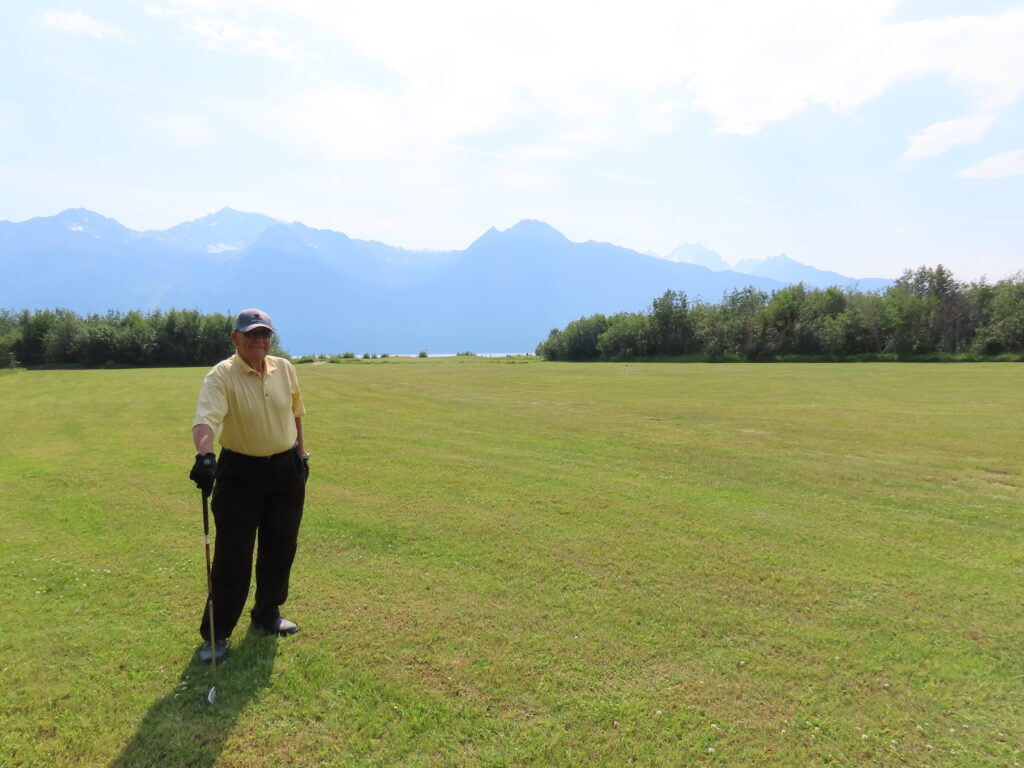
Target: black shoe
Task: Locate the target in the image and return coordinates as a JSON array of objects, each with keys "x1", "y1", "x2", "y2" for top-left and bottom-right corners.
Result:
[
  {"x1": 252, "y1": 617, "x2": 299, "y2": 636},
  {"x1": 199, "y1": 638, "x2": 227, "y2": 664}
]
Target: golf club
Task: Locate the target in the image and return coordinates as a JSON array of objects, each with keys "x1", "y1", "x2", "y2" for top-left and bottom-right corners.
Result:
[{"x1": 202, "y1": 487, "x2": 218, "y2": 705}]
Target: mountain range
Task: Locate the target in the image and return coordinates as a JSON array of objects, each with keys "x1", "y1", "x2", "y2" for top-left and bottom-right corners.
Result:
[{"x1": 0, "y1": 208, "x2": 892, "y2": 355}]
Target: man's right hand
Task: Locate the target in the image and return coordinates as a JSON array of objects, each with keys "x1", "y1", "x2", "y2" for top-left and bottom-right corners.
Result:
[{"x1": 190, "y1": 453, "x2": 217, "y2": 493}]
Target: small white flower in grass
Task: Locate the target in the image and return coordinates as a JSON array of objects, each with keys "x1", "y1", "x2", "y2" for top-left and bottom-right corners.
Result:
[
  {"x1": 707, "y1": 747, "x2": 715, "y2": 754},
  {"x1": 655, "y1": 710, "x2": 663, "y2": 716},
  {"x1": 710, "y1": 724, "x2": 719, "y2": 730}
]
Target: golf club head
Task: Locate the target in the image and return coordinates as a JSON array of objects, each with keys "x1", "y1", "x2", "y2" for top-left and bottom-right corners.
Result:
[{"x1": 206, "y1": 685, "x2": 217, "y2": 705}]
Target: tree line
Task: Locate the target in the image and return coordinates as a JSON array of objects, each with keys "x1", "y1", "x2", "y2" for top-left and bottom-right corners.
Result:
[
  {"x1": 0, "y1": 308, "x2": 236, "y2": 368},
  {"x1": 536, "y1": 266, "x2": 1024, "y2": 361}
]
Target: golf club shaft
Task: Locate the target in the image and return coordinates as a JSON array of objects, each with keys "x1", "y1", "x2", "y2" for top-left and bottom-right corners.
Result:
[{"x1": 202, "y1": 488, "x2": 217, "y2": 682}]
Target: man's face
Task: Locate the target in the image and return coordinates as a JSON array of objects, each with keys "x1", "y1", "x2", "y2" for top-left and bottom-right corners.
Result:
[{"x1": 231, "y1": 328, "x2": 273, "y2": 368}]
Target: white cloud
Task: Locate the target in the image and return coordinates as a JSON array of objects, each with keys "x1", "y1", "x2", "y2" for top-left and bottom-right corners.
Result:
[
  {"x1": 143, "y1": 5, "x2": 184, "y2": 19},
  {"x1": 955, "y1": 150, "x2": 1024, "y2": 180},
  {"x1": 719, "y1": 195, "x2": 825, "y2": 217},
  {"x1": 140, "y1": 112, "x2": 217, "y2": 147},
  {"x1": 39, "y1": 11, "x2": 124, "y2": 39},
  {"x1": 688, "y1": 5, "x2": 1024, "y2": 137},
  {"x1": 516, "y1": 145, "x2": 576, "y2": 162},
  {"x1": 901, "y1": 114, "x2": 997, "y2": 163},
  {"x1": 188, "y1": 16, "x2": 296, "y2": 60},
  {"x1": 258, "y1": 87, "x2": 407, "y2": 158},
  {"x1": 641, "y1": 100, "x2": 683, "y2": 136},
  {"x1": 148, "y1": 1, "x2": 1024, "y2": 154},
  {"x1": 165, "y1": 113, "x2": 217, "y2": 146},
  {"x1": 595, "y1": 171, "x2": 653, "y2": 185},
  {"x1": 498, "y1": 171, "x2": 555, "y2": 189}
]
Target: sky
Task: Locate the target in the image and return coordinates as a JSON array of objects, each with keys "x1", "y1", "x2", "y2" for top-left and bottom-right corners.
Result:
[{"x1": 1, "y1": 1, "x2": 1022, "y2": 281}]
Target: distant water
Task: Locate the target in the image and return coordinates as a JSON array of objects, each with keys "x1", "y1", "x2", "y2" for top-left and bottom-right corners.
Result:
[{"x1": 399, "y1": 352, "x2": 530, "y2": 358}]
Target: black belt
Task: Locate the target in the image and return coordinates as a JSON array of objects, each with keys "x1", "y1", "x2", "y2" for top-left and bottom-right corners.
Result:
[{"x1": 221, "y1": 444, "x2": 297, "y2": 461}]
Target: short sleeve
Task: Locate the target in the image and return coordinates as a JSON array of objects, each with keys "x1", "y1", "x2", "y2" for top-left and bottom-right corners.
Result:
[
  {"x1": 193, "y1": 366, "x2": 229, "y2": 431},
  {"x1": 287, "y1": 360, "x2": 306, "y2": 418}
]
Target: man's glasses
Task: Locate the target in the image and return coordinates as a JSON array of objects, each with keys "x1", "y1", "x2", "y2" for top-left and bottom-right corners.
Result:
[{"x1": 243, "y1": 329, "x2": 273, "y2": 339}]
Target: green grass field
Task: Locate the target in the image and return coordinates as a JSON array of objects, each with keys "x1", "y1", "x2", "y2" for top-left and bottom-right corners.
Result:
[{"x1": 1, "y1": 359, "x2": 1021, "y2": 767}]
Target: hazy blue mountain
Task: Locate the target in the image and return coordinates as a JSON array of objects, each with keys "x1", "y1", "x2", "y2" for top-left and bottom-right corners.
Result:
[
  {"x1": 279, "y1": 220, "x2": 789, "y2": 354},
  {"x1": 734, "y1": 254, "x2": 891, "y2": 292},
  {"x1": 0, "y1": 209, "x2": 204, "y2": 311},
  {"x1": 142, "y1": 208, "x2": 280, "y2": 253},
  {"x1": 0, "y1": 208, "x2": 138, "y2": 250},
  {"x1": 1, "y1": 209, "x2": 891, "y2": 354},
  {"x1": 665, "y1": 243, "x2": 731, "y2": 271},
  {"x1": 244, "y1": 222, "x2": 455, "y2": 287}
]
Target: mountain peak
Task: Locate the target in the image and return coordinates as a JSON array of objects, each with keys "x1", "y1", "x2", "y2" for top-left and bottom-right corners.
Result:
[
  {"x1": 49, "y1": 208, "x2": 131, "y2": 236},
  {"x1": 734, "y1": 253, "x2": 891, "y2": 290},
  {"x1": 665, "y1": 243, "x2": 730, "y2": 271},
  {"x1": 184, "y1": 207, "x2": 278, "y2": 227},
  {"x1": 505, "y1": 220, "x2": 569, "y2": 242},
  {"x1": 762, "y1": 253, "x2": 799, "y2": 266},
  {"x1": 469, "y1": 219, "x2": 569, "y2": 249},
  {"x1": 146, "y1": 208, "x2": 280, "y2": 252},
  {"x1": 54, "y1": 207, "x2": 118, "y2": 223}
]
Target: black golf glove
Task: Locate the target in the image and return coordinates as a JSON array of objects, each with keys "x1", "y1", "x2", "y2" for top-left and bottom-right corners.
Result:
[
  {"x1": 302, "y1": 455, "x2": 310, "y2": 483},
  {"x1": 190, "y1": 452, "x2": 217, "y2": 493}
]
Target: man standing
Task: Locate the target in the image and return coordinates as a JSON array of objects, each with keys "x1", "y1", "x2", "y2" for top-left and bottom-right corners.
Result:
[{"x1": 188, "y1": 309, "x2": 309, "y2": 663}]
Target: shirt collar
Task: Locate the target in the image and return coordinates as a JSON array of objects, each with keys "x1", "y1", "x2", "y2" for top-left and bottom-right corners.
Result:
[{"x1": 233, "y1": 353, "x2": 276, "y2": 376}]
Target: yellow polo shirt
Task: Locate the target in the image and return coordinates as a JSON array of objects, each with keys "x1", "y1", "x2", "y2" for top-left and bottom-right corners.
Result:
[{"x1": 193, "y1": 354, "x2": 306, "y2": 457}]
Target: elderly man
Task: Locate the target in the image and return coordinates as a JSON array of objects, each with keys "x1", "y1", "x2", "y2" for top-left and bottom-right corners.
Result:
[{"x1": 189, "y1": 309, "x2": 309, "y2": 663}]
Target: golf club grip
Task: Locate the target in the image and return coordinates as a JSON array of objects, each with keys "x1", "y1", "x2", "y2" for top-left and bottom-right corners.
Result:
[{"x1": 201, "y1": 488, "x2": 211, "y2": 535}]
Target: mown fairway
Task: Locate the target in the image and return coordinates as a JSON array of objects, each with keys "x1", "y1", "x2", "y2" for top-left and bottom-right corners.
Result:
[{"x1": 1, "y1": 360, "x2": 1021, "y2": 767}]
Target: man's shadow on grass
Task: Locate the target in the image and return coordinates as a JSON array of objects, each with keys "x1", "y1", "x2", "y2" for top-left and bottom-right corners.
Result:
[{"x1": 111, "y1": 629, "x2": 278, "y2": 768}]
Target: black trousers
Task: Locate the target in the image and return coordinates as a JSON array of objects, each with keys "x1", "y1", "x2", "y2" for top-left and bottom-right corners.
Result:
[{"x1": 200, "y1": 445, "x2": 306, "y2": 641}]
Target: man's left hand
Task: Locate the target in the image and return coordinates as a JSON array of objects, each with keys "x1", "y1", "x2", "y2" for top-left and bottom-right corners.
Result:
[{"x1": 190, "y1": 452, "x2": 217, "y2": 492}]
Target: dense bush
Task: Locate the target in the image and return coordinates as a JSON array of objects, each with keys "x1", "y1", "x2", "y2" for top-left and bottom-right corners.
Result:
[
  {"x1": 537, "y1": 267, "x2": 1024, "y2": 361},
  {"x1": 1, "y1": 308, "x2": 235, "y2": 367}
]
